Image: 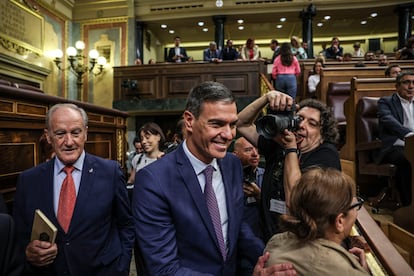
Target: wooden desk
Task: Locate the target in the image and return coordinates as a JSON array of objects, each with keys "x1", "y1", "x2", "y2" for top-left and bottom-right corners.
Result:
[
  {"x1": 356, "y1": 206, "x2": 413, "y2": 275},
  {"x1": 393, "y1": 136, "x2": 414, "y2": 234}
]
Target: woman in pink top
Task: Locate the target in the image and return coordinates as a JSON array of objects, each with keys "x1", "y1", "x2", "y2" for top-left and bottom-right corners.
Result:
[{"x1": 272, "y1": 42, "x2": 301, "y2": 99}]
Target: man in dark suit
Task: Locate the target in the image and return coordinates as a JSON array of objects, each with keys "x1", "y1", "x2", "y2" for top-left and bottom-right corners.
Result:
[
  {"x1": 222, "y1": 39, "x2": 239, "y2": 61},
  {"x1": 13, "y1": 103, "x2": 135, "y2": 275},
  {"x1": 377, "y1": 71, "x2": 414, "y2": 206},
  {"x1": 132, "y1": 81, "x2": 295, "y2": 275},
  {"x1": 167, "y1": 36, "x2": 188, "y2": 62}
]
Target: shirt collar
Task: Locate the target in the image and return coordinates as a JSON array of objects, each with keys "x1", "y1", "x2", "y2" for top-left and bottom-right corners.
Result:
[
  {"x1": 182, "y1": 140, "x2": 218, "y2": 175},
  {"x1": 55, "y1": 150, "x2": 85, "y2": 173},
  {"x1": 397, "y1": 93, "x2": 414, "y2": 104}
]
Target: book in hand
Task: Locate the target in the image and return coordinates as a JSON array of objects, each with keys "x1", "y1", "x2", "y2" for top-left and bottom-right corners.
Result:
[{"x1": 31, "y1": 209, "x2": 57, "y2": 244}]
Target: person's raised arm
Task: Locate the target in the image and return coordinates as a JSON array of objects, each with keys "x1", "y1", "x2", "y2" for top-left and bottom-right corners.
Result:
[{"x1": 237, "y1": 91, "x2": 293, "y2": 147}]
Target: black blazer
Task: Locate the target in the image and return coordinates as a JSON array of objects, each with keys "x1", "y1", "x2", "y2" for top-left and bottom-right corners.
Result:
[
  {"x1": 377, "y1": 93, "x2": 412, "y2": 162},
  {"x1": 167, "y1": 47, "x2": 188, "y2": 62}
]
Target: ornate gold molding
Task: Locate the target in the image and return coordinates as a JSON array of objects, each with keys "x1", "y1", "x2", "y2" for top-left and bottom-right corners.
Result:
[{"x1": 0, "y1": 36, "x2": 36, "y2": 56}]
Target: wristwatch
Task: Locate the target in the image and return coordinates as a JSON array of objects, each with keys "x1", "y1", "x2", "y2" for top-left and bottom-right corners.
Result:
[{"x1": 284, "y1": 148, "x2": 300, "y2": 156}]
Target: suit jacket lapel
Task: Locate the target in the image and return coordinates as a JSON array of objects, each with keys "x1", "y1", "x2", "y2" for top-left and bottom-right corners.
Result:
[
  {"x1": 217, "y1": 157, "x2": 236, "y2": 255},
  {"x1": 392, "y1": 93, "x2": 404, "y2": 123},
  {"x1": 41, "y1": 159, "x2": 59, "y2": 227},
  {"x1": 69, "y1": 153, "x2": 95, "y2": 232},
  {"x1": 175, "y1": 146, "x2": 220, "y2": 249}
]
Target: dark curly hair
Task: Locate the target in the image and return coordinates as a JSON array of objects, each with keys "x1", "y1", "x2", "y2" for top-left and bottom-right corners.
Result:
[{"x1": 297, "y1": 98, "x2": 339, "y2": 144}]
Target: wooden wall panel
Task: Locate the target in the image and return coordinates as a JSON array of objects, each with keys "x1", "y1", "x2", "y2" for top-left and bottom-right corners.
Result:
[{"x1": 0, "y1": 84, "x2": 128, "y2": 209}]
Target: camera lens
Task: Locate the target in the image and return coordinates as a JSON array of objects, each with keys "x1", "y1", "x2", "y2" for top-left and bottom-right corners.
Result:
[{"x1": 256, "y1": 114, "x2": 302, "y2": 139}]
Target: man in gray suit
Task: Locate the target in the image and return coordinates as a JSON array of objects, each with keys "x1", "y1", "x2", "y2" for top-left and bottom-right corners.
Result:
[{"x1": 377, "y1": 71, "x2": 414, "y2": 206}]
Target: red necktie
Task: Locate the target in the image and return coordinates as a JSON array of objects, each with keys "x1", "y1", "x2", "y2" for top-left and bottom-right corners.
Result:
[{"x1": 57, "y1": 166, "x2": 76, "y2": 233}]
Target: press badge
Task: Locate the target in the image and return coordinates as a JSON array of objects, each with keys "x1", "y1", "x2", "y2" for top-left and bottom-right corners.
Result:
[
  {"x1": 269, "y1": 198, "x2": 286, "y2": 214},
  {"x1": 247, "y1": 196, "x2": 257, "y2": 204}
]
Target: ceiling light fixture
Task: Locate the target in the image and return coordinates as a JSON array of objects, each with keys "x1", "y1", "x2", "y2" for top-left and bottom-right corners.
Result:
[
  {"x1": 238, "y1": 26, "x2": 244, "y2": 30},
  {"x1": 169, "y1": 30, "x2": 175, "y2": 34},
  {"x1": 317, "y1": 22, "x2": 323, "y2": 27},
  {"x1": 276, "y1": 25, "x2": 283, "y2": 29},
  {"x1": 216, "y1": 0, "x2": 223, "y2": 8},
  {"x1": 370, "y1": 12, "x2": 378, "y2": 17},
  {"x1": 361, "y1": 20, "x2": 367, "y2": 25},
  {"x1": 203, "y1": 28, "x2": 209, "y2": 32},
  {"x1": 198, "y1": 21, "x2": 205, "y2": 26},
  {"x1": 324, "y1": 15, "x2": 331, "y2": 20},
  {"x1": 280, "y1": 18, "x2": 286, "y2": 22},
  {"x1": 237, "y1": 19, "x2": 244, "y2": 24},
  {"x1": 161, "y1": 24, "x2": 167, "y2": 29}
]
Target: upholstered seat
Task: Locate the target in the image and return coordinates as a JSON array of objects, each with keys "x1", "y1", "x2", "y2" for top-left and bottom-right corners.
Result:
[
  {"x1": 326, "y1": 82, "x2": 350, "y2": 150},
  {"x1": 355, "y1": 96, "x2": 400, "y2": 210}
]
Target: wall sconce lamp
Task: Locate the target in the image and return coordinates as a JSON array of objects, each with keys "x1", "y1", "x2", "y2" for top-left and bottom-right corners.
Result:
[{"x1": 54, "y1": 41, "x2": 107, "y2": 101}]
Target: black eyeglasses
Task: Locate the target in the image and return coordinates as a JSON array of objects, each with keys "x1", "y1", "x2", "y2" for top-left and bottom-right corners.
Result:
[
  {"x1": 348, "y1": 196, "x2": 364, "y2": 211},
  {"x1": 400, "y1": 80, "x2": 414, "y2": 86}
]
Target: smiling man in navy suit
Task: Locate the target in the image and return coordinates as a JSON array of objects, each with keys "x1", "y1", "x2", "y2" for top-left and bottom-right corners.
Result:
[
  {"x1": 13, "y1": 103, "x2": 134, "y2": 276},
  {"x1": 132, "y1": 81, "x2": 296, "y2": 275}
]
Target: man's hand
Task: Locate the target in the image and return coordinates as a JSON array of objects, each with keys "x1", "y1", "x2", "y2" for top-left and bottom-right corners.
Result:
[
  {"x1": 253, "y1": 252, "x2": 296, "y2": 276},
  {"x1": 243, "y1": 182, "x2": 261, "y2": 199},
  {"x1": 265, "y1": 91, "x2": 294, "y2": 112},
  {"x1": 26, "y1": 240, "x2": 58, "y2": 267}
]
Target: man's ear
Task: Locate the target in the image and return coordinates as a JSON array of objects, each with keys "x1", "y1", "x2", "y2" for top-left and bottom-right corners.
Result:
[{"x1": 183, "y1": 111, "x2": 193, "y2": 133}]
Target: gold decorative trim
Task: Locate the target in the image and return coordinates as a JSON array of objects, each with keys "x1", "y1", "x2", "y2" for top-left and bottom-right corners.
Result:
[
  {"x1": 0, "y1": 36, "x2": 37, "y2": 56},
  {"x1": 116, "y1": 128, "x2": 124, "y2": 167}
]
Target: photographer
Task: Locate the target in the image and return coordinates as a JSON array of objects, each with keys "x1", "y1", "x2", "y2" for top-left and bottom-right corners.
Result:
[{"x1": 236, "y1": 91, "x2": 341, "y2": 242}]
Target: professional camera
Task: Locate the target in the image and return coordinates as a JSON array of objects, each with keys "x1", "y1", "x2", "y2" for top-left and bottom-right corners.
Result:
[
  {"x1": 243, "y1": 166, "x2": 256, "y2": 185},
  {"x1": 255, "y1": 106, "x2": 302, "y2": 139}
]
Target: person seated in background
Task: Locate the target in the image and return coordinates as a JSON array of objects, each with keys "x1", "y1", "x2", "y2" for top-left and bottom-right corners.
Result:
[
  {"x1": 343, "y1": 52, "x2": 353, "y2": 62},
  {"x1": 378, "y1": 54, "x2": 389, "y2": 66},
  {"x1": 134, "y1": 58, "x2": 142, "y2": 65},
  {"x1": 241, "y1": 38, "x2": 260, "y2": 61},
  {"x1": 290, "y1": 36, "x2": 307, "y2": 60},
  {"x1": 318, "y1": 42, "x2": 327, "y2": 58},
  {"x1": 127, "y1": 122, "x2": 165, "y2": 185},
  {"x1": 364, "y1": 51, "x2": 376, "y2": 61},
  {"x1": 325, "y1": 37, "x2": 343, "y2": 61},
  {"x1": 384, "y1": 64, "x2": 402, "y2": 78},
  {"x1": 377, "y1": 71, "x2": 414, "y2": 206},
  {"x1": 397, "y1": 36, "x2": 414, "y2": 60},
  {"x1": 352, "y1": 42, "x2": 365, "y2": 57},
  {"x1": 148, "y1": 58, "x2": 156, "y2": 64},
  {"x1": 233, "y1": 137, "x2": 264, "y2": 239},
  {"x1": 269, "y1": 39, "x2": 280, "y2": 64},
  {"x1": 167, "y1": 36, "x2": 188, "y2": 62},
  {"x1": 264, "y1": 167, "x2": 370, "y2": 275},
  {"x1": 203, "y1": 41, "x2": 223, "y2": 63},
  {"x1": 127, "y1": 136, "x2": 144, "y2": 177},
  {"x1": 222, "y1": 39, "x2": 240, "y2": 61},
  {"x1": 233, "y1": 137, "x2": 265, "y2": 276},
  {"x1": 236, "y1": 92, "x2": 341, "y2": 242},
  {"x1": 307, "y1": 58, "x2": 324, "y2": 95}
]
